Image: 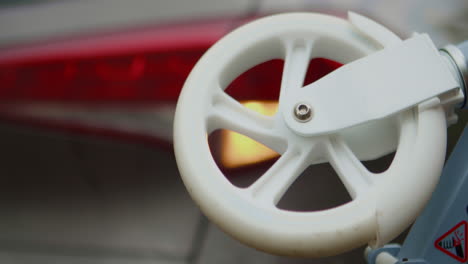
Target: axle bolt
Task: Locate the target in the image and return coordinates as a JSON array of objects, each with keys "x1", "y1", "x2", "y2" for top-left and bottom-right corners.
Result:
[{"x1": 293, "y1": 103, "x2": 312, "y2": 122}]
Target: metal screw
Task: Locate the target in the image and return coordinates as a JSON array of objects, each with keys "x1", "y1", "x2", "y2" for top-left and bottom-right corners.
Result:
[{"x1": 293, "y1": 103, "x2": 312, "y2": 122}]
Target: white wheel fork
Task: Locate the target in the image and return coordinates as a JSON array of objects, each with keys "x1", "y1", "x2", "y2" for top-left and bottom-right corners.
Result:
[{"x1": 174, "y1": 13, "x2": 447, "y2": 257}]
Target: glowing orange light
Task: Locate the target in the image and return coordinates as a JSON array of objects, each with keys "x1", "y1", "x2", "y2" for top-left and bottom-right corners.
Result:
[{"x1": 221, "y1": 101, "x2": 279, "y2": 168}]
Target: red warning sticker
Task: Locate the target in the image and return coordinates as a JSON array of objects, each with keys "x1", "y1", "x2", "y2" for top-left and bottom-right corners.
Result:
[{"x1": 435, "y1": 221, "x2": 467, "y2": 263}]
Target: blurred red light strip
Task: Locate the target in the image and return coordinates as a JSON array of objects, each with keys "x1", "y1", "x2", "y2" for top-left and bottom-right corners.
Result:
[{"x1": 0, "y1": 18, "x2": 242, "y2": 102}]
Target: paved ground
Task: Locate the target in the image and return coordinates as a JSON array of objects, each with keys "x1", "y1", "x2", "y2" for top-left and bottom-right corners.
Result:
[{"x1": 0, "y1": 122, "x2": 395, "y2": 264}]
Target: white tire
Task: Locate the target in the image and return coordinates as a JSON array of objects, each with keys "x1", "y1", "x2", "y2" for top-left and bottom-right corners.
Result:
[{"x1": 174, "y1": 12, "x2": 446, "y2": 257}]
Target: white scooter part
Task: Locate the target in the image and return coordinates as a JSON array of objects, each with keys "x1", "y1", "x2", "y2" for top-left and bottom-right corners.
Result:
[{"x1": 174, "y1": 12, "x2": 460, "y2": 257}]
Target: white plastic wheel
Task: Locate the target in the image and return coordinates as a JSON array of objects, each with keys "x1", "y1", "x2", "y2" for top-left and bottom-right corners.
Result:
[{"x1": 174, "y1": 12, "x2": 447, "y2": 257}]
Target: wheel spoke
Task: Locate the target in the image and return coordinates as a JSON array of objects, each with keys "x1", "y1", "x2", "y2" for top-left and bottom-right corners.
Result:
[
  {"x1": 326, "y1": 135, "x2": 374, "y2": 199},
  {"x1": 207, "y1": 90, "x2": 286, "y2": 154},
  {"x1": 279, "y1": 38, "x2": 314, "y2": 105},
  {"x1": 246, "y1": 143, "x2": 318, "y2": 206}
]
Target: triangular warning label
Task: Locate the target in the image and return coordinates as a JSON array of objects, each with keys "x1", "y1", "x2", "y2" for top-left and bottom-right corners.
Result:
[{"x1": 435, "y1": 221, "x2": 467, "y2": 263}]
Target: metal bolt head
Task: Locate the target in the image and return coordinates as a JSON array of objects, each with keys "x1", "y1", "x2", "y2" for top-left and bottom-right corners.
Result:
[{"x1": 293, "y1": 103, "x2": 312, "y2": 122}]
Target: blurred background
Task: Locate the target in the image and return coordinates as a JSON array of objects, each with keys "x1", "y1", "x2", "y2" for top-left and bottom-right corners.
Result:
[{"x1": 0, "y1": 0, "x2": 467, "y2": 263}]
